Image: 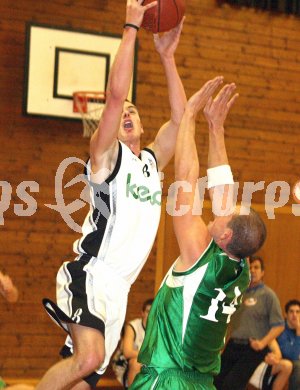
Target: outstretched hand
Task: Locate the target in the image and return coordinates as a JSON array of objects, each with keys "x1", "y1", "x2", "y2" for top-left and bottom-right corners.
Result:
[
  {"x1": 153, "y1": 17, "x2": 185, "y2": 58},
  {"x1": 204, "y1": 83, "x2": 238, "y2": 131},
  {"x1": 125, "y1": 0, "x2": 158, "y2": 28},
  {"x1": 186, "y1": 76, "x2": 224, "y2": 117}
]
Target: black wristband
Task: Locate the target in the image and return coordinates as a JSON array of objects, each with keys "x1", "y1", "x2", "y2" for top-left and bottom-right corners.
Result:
[{"x1": 123, "y1": 23, "x2": 139, "y2": 31}]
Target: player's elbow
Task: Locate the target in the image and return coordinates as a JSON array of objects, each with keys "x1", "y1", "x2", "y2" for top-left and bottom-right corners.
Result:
[{"x1": 106, "y1": 84, "x2": 127, "y2": 104}]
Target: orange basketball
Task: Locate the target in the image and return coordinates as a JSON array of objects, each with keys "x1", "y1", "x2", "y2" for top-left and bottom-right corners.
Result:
[
  {"x1": 292, "y1": 180, "x2": 300, "y2": 204},
  {"x1": 141, "y1": 0, "x2": 185, "y2": 33}
]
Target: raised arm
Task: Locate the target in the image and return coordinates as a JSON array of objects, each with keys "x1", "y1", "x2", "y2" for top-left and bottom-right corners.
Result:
[
  {"x1": 90, "y1": 0, "x2": 157, "y2": 181},
  {"x1": 204, "y1": 83, "x2": 238, "y2": 217},
  {"x1": 173, "y1": 77, "x2": 223, "y2": 270},
  {"x1": 147, "y1": 19, "x2": 187, "y2": 171}
]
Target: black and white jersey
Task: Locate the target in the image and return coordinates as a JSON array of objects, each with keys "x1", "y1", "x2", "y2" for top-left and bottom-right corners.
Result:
[{"x1": 73, "y1": 141, "x2": 162, "y2": 285}]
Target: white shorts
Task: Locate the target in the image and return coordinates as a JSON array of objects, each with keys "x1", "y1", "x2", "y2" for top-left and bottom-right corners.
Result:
[{"x1": 43, "y1": 255, "x2": 130, "y2": 384}]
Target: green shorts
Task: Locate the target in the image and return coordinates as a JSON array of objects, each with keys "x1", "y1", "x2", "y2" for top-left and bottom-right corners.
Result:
[{"x1": 130, "y1": 366, "x2": 215, "y2": 390}]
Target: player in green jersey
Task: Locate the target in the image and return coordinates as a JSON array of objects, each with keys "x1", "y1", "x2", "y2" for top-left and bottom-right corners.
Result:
[{"x1": 130, "y1": 77, "x2": 267, "y2": 390}]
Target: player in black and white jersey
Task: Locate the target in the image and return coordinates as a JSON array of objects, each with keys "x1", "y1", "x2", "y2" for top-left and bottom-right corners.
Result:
[{"x1": 36, "y1": 1, "x2": 186, "y2": 389}]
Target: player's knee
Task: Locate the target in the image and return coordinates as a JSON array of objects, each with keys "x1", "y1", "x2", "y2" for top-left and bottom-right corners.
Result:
[
  {"x1": 85, "y1": 349, "x2": 104, "y2": 371},
  {"x1": 74, "y1": 350, "x2": 104, "y2": 376}
]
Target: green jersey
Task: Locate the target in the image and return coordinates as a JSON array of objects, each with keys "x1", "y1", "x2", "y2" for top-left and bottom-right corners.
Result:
[{"x1": 138, "y1": 240, "x2": 250, "y2": 376}]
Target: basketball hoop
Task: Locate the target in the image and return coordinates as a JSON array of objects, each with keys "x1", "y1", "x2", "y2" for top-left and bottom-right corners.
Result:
[{"x1": 73, "y1": 91, "x2": 106, "y2": 138}]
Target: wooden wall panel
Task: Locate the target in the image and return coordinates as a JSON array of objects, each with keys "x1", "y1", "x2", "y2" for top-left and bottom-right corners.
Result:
[{"x1": 0, "y1": 0, "x2": 300, "y2": 379}]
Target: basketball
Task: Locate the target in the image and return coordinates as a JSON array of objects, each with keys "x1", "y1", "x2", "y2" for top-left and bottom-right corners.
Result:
[
  {"x1": 292, "y1": 180, "x2": 300, "y2": 204},
  {"x1": 141, "y1": 0, "x2": 185, "y2": 33}
]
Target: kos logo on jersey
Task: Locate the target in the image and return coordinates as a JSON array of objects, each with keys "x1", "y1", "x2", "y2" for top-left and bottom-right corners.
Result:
[{"x1": 126, "y1": 173, "x2": 161, "y2": 205}]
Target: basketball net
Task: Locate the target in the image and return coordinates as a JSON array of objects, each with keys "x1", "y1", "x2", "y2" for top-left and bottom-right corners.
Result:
[{"x1": 73, "y1": 92, "x2": 105, "y2": 138}]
